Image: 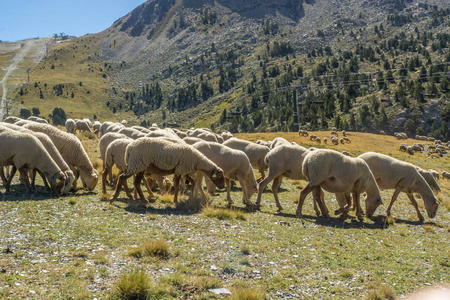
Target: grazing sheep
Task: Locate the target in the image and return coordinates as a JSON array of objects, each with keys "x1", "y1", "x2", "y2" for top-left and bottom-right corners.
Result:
[
  {"x1": 428, "y1": 169, "x2": 439, "y2": 180},
  {"x1": 28, "y1": 116, "x2": 49, "y2": 124},
  {"x1": 395, "y1": 132, "x2": 408, "y2": 140},
  {"x1": 92, "y1": 121, "x2": 101, "y2": 136},
  {"x1": 399, "y1": 143, "x2": 409, "y2": 152},
  {"x1": 117, "y1": 127, "x2": 146, "y2": 139},
  {"x1": 256, "y1": 140, "x2": 271, "y2": 148},
  {"x1": 146, "y1": 129, "x2": 180, "y2": 140},
  {"x1": 4, "y1": 116, "x2": 22, "y2": 124},
  {"x1": 358, "y1": 152, "x2": 438, "y2": 221},
  {"x1": 342, "y1": 130, "x2": 346, "y2": 137},
  {"x1": 331, "y1": 136, "x2": 339, "y2": 145},
  {"x1": 74, "y1": 119, "x2": 92, "y2": 133},
  {"x1": 221, "y1": 131, "x2": 233, "y2": 141},
  {"x1": 99, "y1": 132, "x2": 130, "y2": 184},
  {"x1": 131, "y1": 126, "x2": 151, "y2": 134},
  {"x1": 121, "y1": 120, "x2": 128, "y2": 125},
  {"x1": 1, "y1": 123, "x2": 75, "y2": 194},
  {"x1": 309, "y1": 134, "x2": 318, "y2": 141},
  {"x1": 255, "y1": 144, "x2": 327, "y2": 216},
  {"x1": 380, "y1": 130, "x2": 385, "y2": 135},
  {"x1": 298, "y1": 130, "x2": 309, "y2": 137},
  {"x1": 189, "y1": 129, "x2": 221, "y2": 143},
  {"x1": 416, "y1": 168, "x2": 440, "y2": 192},
  {"x1": 183, "y1": 136, "x2": 206, "y2": 145},
  {"x1": 172, "y1": 128, "x2": 187, "y2": 138},
  {"x1": 23, "y1": 123, "x2": 98, "y2": 191},
  {"x1": 406, "y1": 146, "x2": 414, "y2": 155},
  {"x1": 315, "y1": 137, "x2": 321, "y2": 144},
  {"x1": 222, "y1": 138, "x2": 270, "y2": 182},
  {"x1": 342, "y1": 137, "x2": 351, "y2": 143},
  {"x1": 192, "y1": 141, "x2": 257, "y2": 207},
  {"x1": 65, "y1": 118, "x2": 76, "y2": 134},
  {"x1": 331, "y1": 130, "x2": 338, "y2": 137},
  {"x1": 0, "y1": 127, "x2": 66, "y2": 194},
  {"x1": 339, "y1": 138, "x2": 345, "y2": 144},
  {"x1": 412, "y1": 144, "x2": 424, "y2": 152},
  {"x1": 442, "y1": 171, "x2": 450, "y2": 180},
  {"x1": 270, "y1": 137, "x2": 291, "y2": 149},
  {"x1": 297, "y1": 149, "x2": 382, "y2": 221},
  {"x1": 110, "y1": 138, "x2": 225, "y2": 205}
]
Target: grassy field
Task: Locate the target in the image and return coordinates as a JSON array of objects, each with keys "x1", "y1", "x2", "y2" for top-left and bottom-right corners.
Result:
[{"x1": 0, "y1": 131, "x2": 449, "y2": 299}]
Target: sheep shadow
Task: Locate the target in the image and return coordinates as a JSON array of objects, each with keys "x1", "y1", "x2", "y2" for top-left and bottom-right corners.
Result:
[
  {"x1": 272, "y1": 211, "x2": 393, "y2": 230},
  {"x1": 0, "y1": 186, "x2": 61, "y2": 202}
]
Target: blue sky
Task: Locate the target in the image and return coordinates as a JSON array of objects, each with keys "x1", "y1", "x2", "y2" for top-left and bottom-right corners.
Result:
[{"x1": 0, "y1": 0, "x2": 147, "y2": 42}]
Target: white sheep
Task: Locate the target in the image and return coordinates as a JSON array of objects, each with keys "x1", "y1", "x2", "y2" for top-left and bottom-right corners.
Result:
[
  {"x1": 0, "y1": 126, "x2": 66, "y2": 194},
  {"x1": 92, "y1": 121, "x2": 101, "y2": 136},
  {"x1": 131, "y1": 126, "x2": 151, "y2": 134},
  {"x1": 23, "y1": 122, "x2": 98, "y2": 191},
  {"x1": 415, "y1": 168, "x2": 440, "y2": 192},
  {"x1": 309, "y1": 134, "x2": 318, "y2": 141},
  {"x1": 221, "y1": 131, "x2": 233, "y2": 141},
  {"x1": 109, "y1": 138, "x2": 225, "y2": 205},
  {"x1": 358, "y1": 152, "x2": 438, "y2": 221},
  {"x1": 65, "y1": 118, "x2": 76, "y2": 134},
  {"x1": 183, "y1": 136, "x2": 206, "y2": 145},
  {"x1": 442, "y1": 171, "x2": 450, "y2": 180},
  {"x1": 28, "y1": 116, "x2": 49, "y2": 124},
  {"x1": 256, "y1": 140, "x2": 272, "y2": 148},
  {"x1": 255, "y1": 144, "x2": 327, "y2": 216},
  {"x1": 99, "y1": 132, "x2": 130, "y2": 184},
  {"x1": 380, "y1": 130, "x2": 385, "y2": 135},
  {"x1": 222, "y1": 137, "x2": 270, "y2": 182},
  {"x1": 192, "y1": 141, "x2": 257, "y2": 207},
  {"x1": 298, "y1": 130, "x2": 309, "y2": 137},
  {"x1": 74, "y1": 119, "x2": 93, "y2": 133},
  {"x1": 323, "y1": 137, "x2": 328, "y2": 144},
  {"x1": 428, "y1": 169, "x2": 439, "y2": 180},
  {"x1": 1, "y1": 122, "x2": 75, "y2": 194},
  {"x1": 297, "y1": 149, "x2": 382, "y2": 221},
  {"x1": 269, "y1": 137, "x2": 291, "y2": 149},
  {"x1": 117, "y1": 127, "x2": 147, "y2": 139},
  {"x1": 3, "y1": 116, "x2": 22, "y2": 124}
]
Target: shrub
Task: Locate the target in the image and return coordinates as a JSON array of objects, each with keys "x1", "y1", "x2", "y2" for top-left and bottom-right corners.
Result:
[{"x1": 112, "y1": 269, "x2": 151, "y2": 300}]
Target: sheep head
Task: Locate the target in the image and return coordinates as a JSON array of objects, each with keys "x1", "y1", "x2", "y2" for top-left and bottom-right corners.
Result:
[
  {"x1": 208, "y1": 167, "x2": 225, "y2": 189},
  {"x1": 80, "y1": 168, "x2": 99, "y2": 191},
  {"x1": 63, "y1": 170, "x2": 76, "y2": 194},
  {"x1": 424, "y1": 196, "x2": 438, "y2": 219},
  {"x1": 365, "y1": 194, "x2": 383, "y2": 218},
  {"x1": 49, "y1": 171, "x2": 67, "y2": 195}
]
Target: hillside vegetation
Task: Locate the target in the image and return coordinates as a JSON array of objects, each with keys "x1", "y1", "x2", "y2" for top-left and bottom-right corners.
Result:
[
  {"x1": 0, "y1": 130, "x2": 449, "y2": 299},
  {"x1": 5, "y1": 0, "x2": 450, "y2": 139}
]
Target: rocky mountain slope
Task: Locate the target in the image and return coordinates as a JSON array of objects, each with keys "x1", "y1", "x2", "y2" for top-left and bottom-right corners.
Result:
[{"x1": 10, "y1": 0, "x2": 450, "y2": 139}]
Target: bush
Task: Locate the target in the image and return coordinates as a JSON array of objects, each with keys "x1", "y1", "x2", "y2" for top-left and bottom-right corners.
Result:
[
  {"x1": 51, "y1": 107, "x2": 66, "y2": 126},
  {"x1": 113, "y1": 269, "x2": 151, "y2": 300},
  {"x1": 19, "y1": 108, "x2": 31, "y2": 119}
]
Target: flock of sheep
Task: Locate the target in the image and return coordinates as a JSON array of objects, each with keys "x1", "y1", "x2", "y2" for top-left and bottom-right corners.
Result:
[{"x1": 0, "y1": 116, "x2": 448, "y2": 223}]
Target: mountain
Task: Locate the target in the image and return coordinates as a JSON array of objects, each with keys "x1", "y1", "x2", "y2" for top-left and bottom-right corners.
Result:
[{"x1": 9, "y1": 0, "x2": 450, "y2": 140}]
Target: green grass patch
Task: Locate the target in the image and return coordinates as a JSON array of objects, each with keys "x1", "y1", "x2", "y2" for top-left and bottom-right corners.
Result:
[{"x1": 128, "y1": 240, "x2": 170, "y2": 259}]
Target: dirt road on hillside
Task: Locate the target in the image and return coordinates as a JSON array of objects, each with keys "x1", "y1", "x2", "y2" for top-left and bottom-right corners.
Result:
[{"x1": 0, "y1": 38, "x2": 51, "y2": 121}]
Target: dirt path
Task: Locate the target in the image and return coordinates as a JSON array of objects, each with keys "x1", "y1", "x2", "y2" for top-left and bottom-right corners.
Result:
[{"x1": 0, "y1": 38, "x2": 51, "y2": 121}]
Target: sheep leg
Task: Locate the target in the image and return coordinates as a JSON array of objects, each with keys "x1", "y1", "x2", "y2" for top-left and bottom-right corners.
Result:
[
  {"x1": 256, "y1": 166, "x2": 266, "y2": 183},
  {"x1": 0, "y1": 167, "x2": 6, "y2": 186},
  {"x1": 406, "y1": 193, "x2": 424, "y2": 222},
  {"x1": 101, "y1": 165, "x2": 110, "y2": 194},
  {"x1": 386, "y1": 188, "x2": 402, "y2": 218},
  {"x1": 185, "y1": 175, "x2": 196, "y2": 199},
  {"x1": 173, "y1": 175, "x2": 181, "y2": 204},
  {"x1": 134, "y1": 172, "x2": 148, "y2": 205},
  {"x1": 225, "y1": 178, "x2": 234, "y2": 207},
  {"x1": 313, "y1": 187, "x2": 329, "y2": 217},
  {"x1": 109, "y1": 172, "x2": 131, "y2": 203},
  {"x1": 296, "y1": 184, "x2": 316, "y2": 217},
  {"x1": 108, "y1": 168, "x2": 113, "y2": 185},
  {"x1": 142, "y1": 176, "x2": 155, "y2": 198},
  {"x1": 164, "y1": 177, "x2": 172, "y2": 194},
  {"x1": 18, "y1": 168, "x2": 32, "y2": 194},
  {"x1": 272, "y1": 176, "x2": 284, "y2": 212},
  {"x1": 193, "y1": 171, "x2": 207, "y2": 201},
  {"x1": 5, "y1": 166, "x2": 17, "y2": 192},
  {"x1": 237, "y1": 174, "x2": 255, "y2": 208},
  {"x1": 122, "y1": 176, "x2": 134, "y2": 201},
  {"x1": 255, "y1": 172, "x2": 278, "y2": 210},
  {"x1": 36, "y1": 169, "x2": 51, "y2": 192},
  {"x1": 353, "y1": 192, "x2": 364, "y2": 221}
]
